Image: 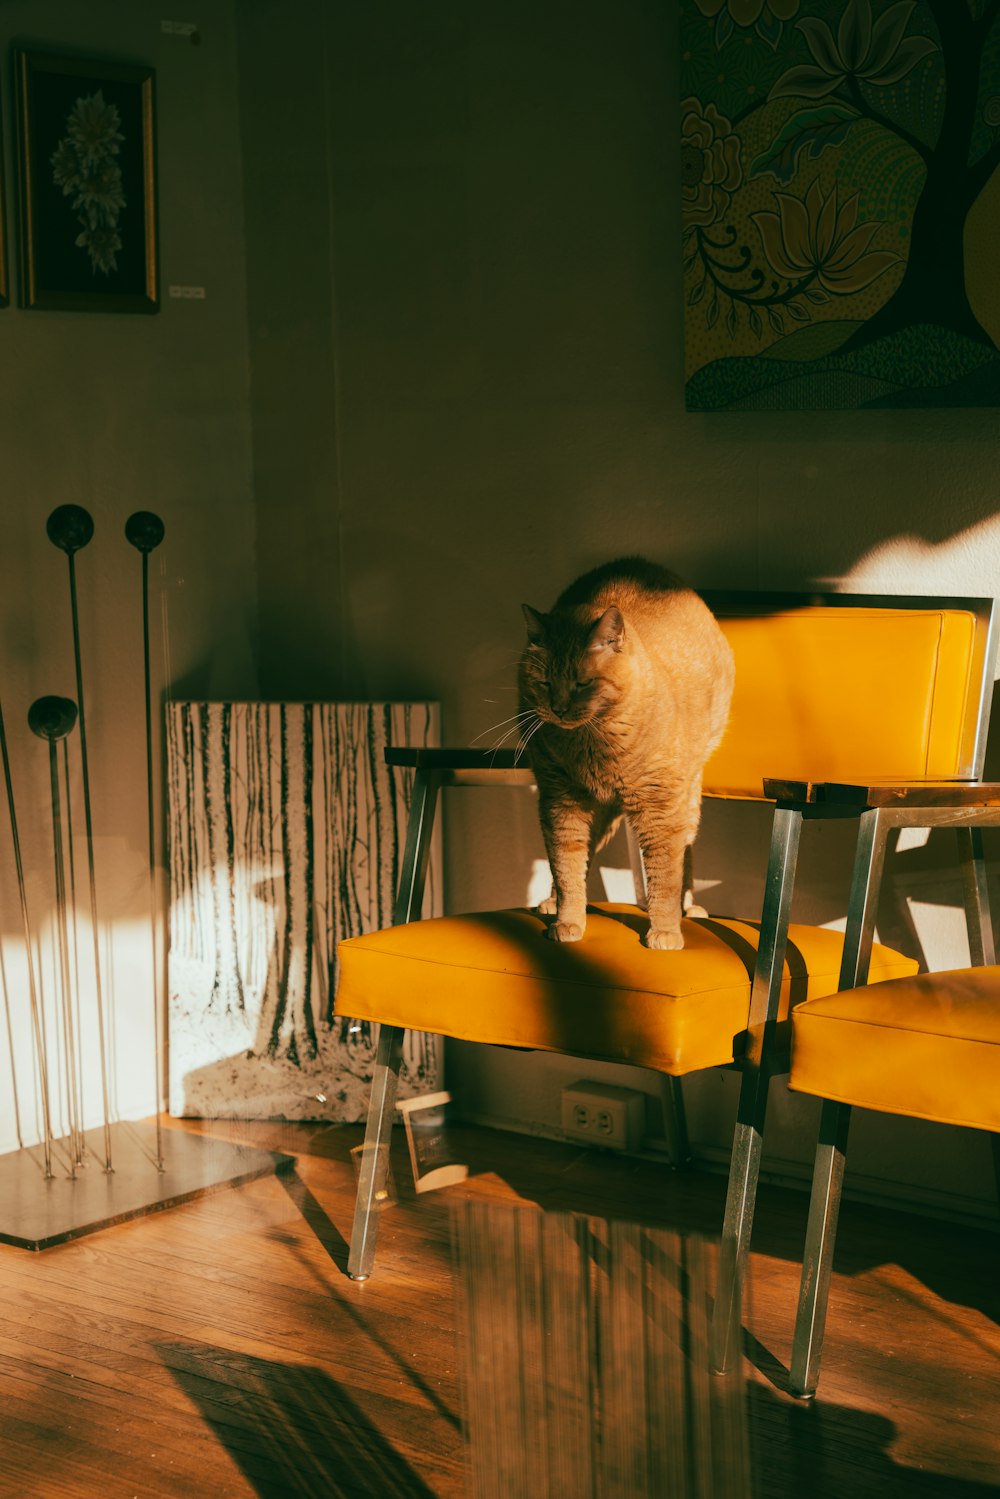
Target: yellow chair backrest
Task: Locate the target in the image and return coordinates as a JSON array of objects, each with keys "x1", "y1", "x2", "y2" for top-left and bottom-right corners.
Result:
[{"x1": 701, "y1": 594, "x2": 997, "y2": 800}]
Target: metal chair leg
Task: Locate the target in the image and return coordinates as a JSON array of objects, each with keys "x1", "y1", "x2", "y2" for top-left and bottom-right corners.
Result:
[
  {"x1": 659, "y1": 1074, "x2": 691, "y2": 1168},
  {"x1": 837, "y1": 807, "x2": 888, "y2": 990},
  {"x1": 711, "y1": 1067, "x2": 773, "y2": 1374},
  {"x1": 788, "y1": 807, "x2": 886, "y2": 1395},
  {"x1": 393, "y1": 769, "x2": 441, "y2": 925},
  {"x1": 958, "y1": 826, "x2": 996, "y2": 966},
  {"x1": 711, "y1": 805, "x2": 802, "y2": 1373},
  {"x1": 789, "y1": 1099, "x2": 852, "y2": 1397},
  {"x1": 347, "y1": 768, "x2": 442, "y2": 1282},
  {"x1": 348, "y1": 1023, "x2": 405, "y2": 1281}
]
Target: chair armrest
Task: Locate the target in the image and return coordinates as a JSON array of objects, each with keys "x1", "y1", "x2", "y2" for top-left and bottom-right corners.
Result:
[
  {"x1": 763, "y1": 778, "x2": 1000, "y2": 809},
  {"x1": 385, "y1": 746, "x2": 535, "y2": 786},
  {"x1": 386, "y1": 747, "x2": 516, "y2": 769},
  {"x1": 388, "y1": 755, "x2": 1000, "y2": 808}
]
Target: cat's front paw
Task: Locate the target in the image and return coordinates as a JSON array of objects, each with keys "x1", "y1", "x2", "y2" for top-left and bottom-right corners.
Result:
[
  {"x1": 685, "y1": 903, "x2": 708, "y2": 919},
  {"x1": 644, "y1": 926, "x2": 684, "y2": 951},
  {"x1": 548, "y1": 921, "x2": 584, "y2": 943},
  {"x1": 536, "y1": 896, "x2": 558, "y2": 916}
]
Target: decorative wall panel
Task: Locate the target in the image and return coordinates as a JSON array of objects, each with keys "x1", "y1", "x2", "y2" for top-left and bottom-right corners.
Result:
[
  {"x1": 166, "y1": 702, "x2": 441, "y2": 1120},
  {"x1": 681, "y1": 1, "x2": 1000, "y2": 410}
]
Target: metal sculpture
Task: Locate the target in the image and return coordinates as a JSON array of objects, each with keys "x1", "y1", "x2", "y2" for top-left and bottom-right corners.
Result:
[
  {"x1": 125, "y1": 510, "x2": 166, "y2": 1169},
  {"x1": 46, "y1": 505, "x2": 113, "y2": 1171},
  {"x1": 28, "y1": 695, "x2": 81, "y2": 1174},
  {"x1": 0, "y1": 692, "x2": 54, "y2": 1176}
]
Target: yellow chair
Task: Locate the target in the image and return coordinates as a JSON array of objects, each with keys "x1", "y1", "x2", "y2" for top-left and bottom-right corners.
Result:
[
  {"x1": 335, "y1": 591, "x2": 998, "y2": 1369},
  {"x1": 789, "y1": 911, "x2": 1000, "y2": 1397}
]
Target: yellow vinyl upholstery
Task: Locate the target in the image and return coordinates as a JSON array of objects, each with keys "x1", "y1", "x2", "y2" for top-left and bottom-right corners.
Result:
[
  {"x1": 338, "y1": 904, "x2": 918, "y2": 1077},
  {"x1": 790, "y1": 968, "x2": 1000, "y2": 1132},
  {"x1": 705, "y1": 606, "x2": 978, "y2": 798}
]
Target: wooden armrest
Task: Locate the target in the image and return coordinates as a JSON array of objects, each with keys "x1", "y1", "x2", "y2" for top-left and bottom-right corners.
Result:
[
  {"x1": 764, "y1": 778, "x2": 1000, "y2": 809},
  {"x1": 386, "y1": 747, "x2": 518, "y2": 769},
  {"x1": 385, "y1": 746, "x2": 535, "y2": 786}
]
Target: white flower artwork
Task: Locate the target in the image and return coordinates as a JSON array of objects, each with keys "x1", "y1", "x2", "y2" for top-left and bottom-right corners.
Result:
[
  {"x1": 166, "y1": 702, "x2": 442, "y2": 1120},
  {"x1": 50, "y1": 89, "x2": 125, "y2": 275}
]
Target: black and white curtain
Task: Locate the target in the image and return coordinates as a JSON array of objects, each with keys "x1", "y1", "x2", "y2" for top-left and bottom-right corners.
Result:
[{"x1": 166, "y1": 702, "x2": 441, "y2": 1120}]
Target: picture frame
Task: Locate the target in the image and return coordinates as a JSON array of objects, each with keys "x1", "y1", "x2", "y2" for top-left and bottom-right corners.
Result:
[
  {"x1": 14, "y1": 49, "x2": 157, "y2": 313},
  {"x1": 0, "y1": 75, "x2": 8, "y2": 309},
  {"x1": 396, "y1": 1092, "x2": 468, "y2": 1195}
]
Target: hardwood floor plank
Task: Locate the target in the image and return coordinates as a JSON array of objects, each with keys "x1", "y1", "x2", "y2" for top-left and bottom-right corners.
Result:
[{"x1": 0, "y1": 1120, "x2": 996, "y2": 1498}]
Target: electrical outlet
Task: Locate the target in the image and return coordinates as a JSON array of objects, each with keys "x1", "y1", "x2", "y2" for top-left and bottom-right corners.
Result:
[{"x1": 560, "y1": 1080, "x2": 645, "y2": 1152}]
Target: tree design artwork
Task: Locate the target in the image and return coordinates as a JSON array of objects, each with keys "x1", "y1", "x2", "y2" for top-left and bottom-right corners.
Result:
[
  {"x1": 681, "y1": 0, "x2": 1000, "y2": 408},
  {"x1": 167, "y1": 701, "x2": 441, "y2": 1120}
]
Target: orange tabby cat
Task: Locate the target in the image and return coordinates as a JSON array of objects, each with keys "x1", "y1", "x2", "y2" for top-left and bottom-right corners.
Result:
[{"x1": 518, "y1": 557, "x2": 734, "y2": 949}]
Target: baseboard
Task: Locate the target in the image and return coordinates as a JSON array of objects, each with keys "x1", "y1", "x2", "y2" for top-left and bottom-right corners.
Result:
[{"x1": 459, "y1": 1111, "x2": 999, "y2": 1232}]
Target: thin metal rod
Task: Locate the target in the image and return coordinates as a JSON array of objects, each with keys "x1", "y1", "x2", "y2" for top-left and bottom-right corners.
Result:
[
  {"x1": 0, "y1": 698, "x2": 53, "y2": 1177},
  {"x1": 61, "y1": 738, "x2": 86, "y2": 1158},
  {"x1": 66, "y1": 552, "x2": 113, "y2": 1171},
  {"x1": 712, "y1": 805, "x2": 802, "y2": 1373},
  {"x1": 140, "y1": 550, "x2": 164, "y2": 1169},
  {"x1": 49, "y1": 739, "x2": 82, "y2": 1174}
]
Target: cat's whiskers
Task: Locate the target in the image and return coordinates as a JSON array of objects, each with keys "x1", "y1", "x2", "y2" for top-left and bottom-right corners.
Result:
[
  {"x1": 513, "y1": 716, "x2": 543, "y2": 765},
  {"x1": 472, "y1": 709, "x2": 535, "y2": 747},
  {"x1": 487, "y1": 712, "x2": 541, "y2": 766},
  {"x1": 490, "y1": 719, "x2": 535, "y2": 755}
]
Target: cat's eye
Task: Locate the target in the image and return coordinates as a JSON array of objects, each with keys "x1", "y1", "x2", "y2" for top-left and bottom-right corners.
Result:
[{"x1": 575, "y1": 681, "x2": 591, "y2": 692}]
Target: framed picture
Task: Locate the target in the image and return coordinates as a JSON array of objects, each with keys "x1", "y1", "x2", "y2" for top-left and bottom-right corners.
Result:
[
  {"x1": 0, "y1": 77, "x2": 8, "y2": 308},
  {"x1": 14, "y1": 49, "x2": 157, "y2": 313}
]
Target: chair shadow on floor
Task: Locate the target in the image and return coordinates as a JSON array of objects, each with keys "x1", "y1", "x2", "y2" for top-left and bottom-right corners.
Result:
[
  {"x1": 157, "y1": 1340, "x2": 438, "y2": 1499},
  {"x1": 746, "y1": 1384, "x2": 1000, "y2": 1499}
]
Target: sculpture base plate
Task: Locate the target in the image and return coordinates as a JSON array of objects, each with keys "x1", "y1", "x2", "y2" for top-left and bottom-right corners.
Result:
[{"x1": 0, "y1": 1119, "x2": 294, "y2": 1250}]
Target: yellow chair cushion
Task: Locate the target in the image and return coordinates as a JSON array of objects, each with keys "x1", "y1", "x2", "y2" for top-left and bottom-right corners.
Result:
[
  {"x1": 790, "y1": 967, "x2": 1000, "y2": 1131},
  {"x1": 336, "y1": 903, "x2": 918, "y2": 1077}
]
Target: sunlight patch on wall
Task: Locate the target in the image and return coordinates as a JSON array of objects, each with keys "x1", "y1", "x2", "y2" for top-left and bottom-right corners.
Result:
[
  {"x1": 527, "y1": 859, "x2": 552, "y2": 908},
  {"x1": 837, "y1": 515, "x2": 1000, "y2": 680},
  {"x1": 896, "y1": 826, "x2": 931, "y2": 853},
  {"x1": 906, "y1": 900, "x2": 971, "y2": 975}
]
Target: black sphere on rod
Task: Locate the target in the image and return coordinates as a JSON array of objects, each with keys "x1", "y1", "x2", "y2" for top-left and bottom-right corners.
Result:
[
  {"x1": 124, "y1": 511, "x2": 165, "y2": 554},
  {"x1": 27, "y1": 695, "x2": 78, "y2": 740},
  {"x1": 46, "y1": 505, "x2": 94, "y2": 556}
]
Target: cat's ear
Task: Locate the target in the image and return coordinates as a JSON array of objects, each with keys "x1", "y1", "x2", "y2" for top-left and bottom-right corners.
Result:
[
  {"x1": 522, "y1": 604, "x2": 547, "y2": 643},
  {"x1": 586, "y1": 606, "x2": 624, "y2": 654}
]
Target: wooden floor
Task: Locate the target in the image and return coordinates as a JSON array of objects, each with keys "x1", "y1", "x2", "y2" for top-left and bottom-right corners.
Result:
[{"x1": 0, "y1": 1117, "x2": 997, "y2": 1498}]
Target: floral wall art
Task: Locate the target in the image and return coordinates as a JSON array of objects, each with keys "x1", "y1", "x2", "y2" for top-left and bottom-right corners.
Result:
[
  {"x1": 681, "y1": 1, "x2": 1000, "y2": 409},
  {"x1": 15, "y1": 50, "x2": 157, "y2": 313}
]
